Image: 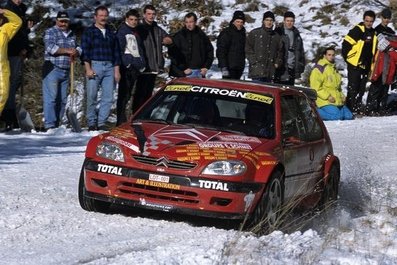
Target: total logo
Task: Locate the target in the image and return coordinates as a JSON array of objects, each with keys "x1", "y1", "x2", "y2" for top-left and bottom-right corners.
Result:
[
  {"x1": 97, "y1": 164, "x2": 122, "y2": 176},
  {"x1": 198, "y1": 180, "x2": 229, "y2": 191}
]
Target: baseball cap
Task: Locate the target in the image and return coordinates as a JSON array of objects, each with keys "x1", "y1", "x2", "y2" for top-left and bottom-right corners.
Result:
[{"x1": 56, "y1": 11, "x2": 70, "y2": 21}]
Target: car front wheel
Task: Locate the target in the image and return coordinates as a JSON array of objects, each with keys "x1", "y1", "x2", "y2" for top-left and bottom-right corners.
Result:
[
  {"x1": 78, "y1": 165, "x2": 111, "y2": 213},
  {"x1": 249, "y1": 170, "x2": 284, "y2": 234}
]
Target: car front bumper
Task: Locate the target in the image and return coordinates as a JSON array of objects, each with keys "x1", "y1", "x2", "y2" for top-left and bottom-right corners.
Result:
[{"x1": 83, "y1": 160, "x2": 264, "y2": 219}]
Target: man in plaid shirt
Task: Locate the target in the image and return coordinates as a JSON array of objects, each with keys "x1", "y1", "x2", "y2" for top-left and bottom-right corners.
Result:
[
  {"x1": 81, "y1": 5, "x2": 121, "y2": 131},
  {"x1": 42, "y1": 11, "x2": 81, "y2": 130}
]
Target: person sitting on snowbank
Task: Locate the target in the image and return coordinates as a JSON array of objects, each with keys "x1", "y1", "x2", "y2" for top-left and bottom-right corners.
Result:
[{"x1": 310, "y1": 46, "x2": 353, "y2": 121}]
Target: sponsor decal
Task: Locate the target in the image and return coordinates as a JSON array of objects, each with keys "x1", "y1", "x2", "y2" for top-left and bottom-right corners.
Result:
[
  {"x1": 106, "y1": 136, "x2": 140, "y2": 153},
  {"x1": 149, "y1": 173, "x2": 170, "y2": 183},
  {"x1": 261, "y1": 161, "x2": 277, "y2": 165},
  {"x1": 139, "y1": 198, "x2": 172, "y2": 212},
  {"x1": 165, "y1": 85, "x2": 192, "y2": 92},
  {"x1": 136, "y1": 179, "x2": 181, "y2": 190},
  {"x1": 218, "y1": 135, "x2": 261, "y2": 143},
  {"x1": 189, "y1": 86, "x2": 274, "y2": 104},
  {"x1": 109, "y1": 128, "x2": 137, "y2": 139},
  {"x1": 198, "y1": 180, "x2": 229, "y2": 191},
  {"x1": 97, "y1": 164, "x2": 122, "y2": 176},
  {"x1": 244, "y1": 92, "x2": 273, "y2": 104},
  {"x1": 198, "y1": 142, "x2": 252, "y2": 150}
]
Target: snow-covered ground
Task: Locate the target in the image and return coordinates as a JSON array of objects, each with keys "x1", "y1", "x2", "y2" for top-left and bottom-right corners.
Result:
[
  {"x1": 1, "y1": 0, "x2": 396, "y2": 264},
  {"x1": 0, "y1": 116, "x2": 396, "y2": 265}
]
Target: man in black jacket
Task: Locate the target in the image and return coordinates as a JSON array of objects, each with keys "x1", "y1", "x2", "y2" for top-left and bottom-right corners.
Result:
[
  {"x1": 275, "y1": 11, "x2": 305, "y2": 86},
  {"x1": 134, "y1": 5, "x2": 172, "y2": 113},
  {"x1": 0, "y1": 0, "x2": 32, "y2": 131},
  {"x1": 216, "y1": 11, "x2": 246, "y2": 80},
  {"x1": 168, "y1": 12, "x2": 214, "y2": 78}
]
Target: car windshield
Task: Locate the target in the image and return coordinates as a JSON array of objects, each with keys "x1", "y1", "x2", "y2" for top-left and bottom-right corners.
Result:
[{"x1": 133, "y1": 84, "x2": 275, "y2": 138}]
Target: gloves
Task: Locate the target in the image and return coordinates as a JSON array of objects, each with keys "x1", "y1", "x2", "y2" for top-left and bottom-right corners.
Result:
[{"x1": 221, "y1": 67, "x2": 230, "y2": 77}]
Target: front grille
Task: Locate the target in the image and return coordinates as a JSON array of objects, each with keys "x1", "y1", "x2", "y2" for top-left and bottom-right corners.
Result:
[
  {"x1": 119, "y1": 181, "x2": 199, "y2": 204},
  {"x1": 132, "y1": 155, "x2": 197, "y2": 170}
]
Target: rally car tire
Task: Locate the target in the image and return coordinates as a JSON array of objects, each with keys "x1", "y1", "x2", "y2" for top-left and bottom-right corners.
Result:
[
  {"x1": 249, "y1": 170, "x2": 284, "y2": 234},
  {"x1": 318, "y1": 164, "x2": 340, "y2": 210},
  {"x1": 78, "y1": 166, "x2": 111, "y2": 213}
]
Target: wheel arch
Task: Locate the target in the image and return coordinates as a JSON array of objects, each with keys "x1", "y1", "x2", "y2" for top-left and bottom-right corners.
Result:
[{"x1": 323, "y1": 154, "x2": 340, "y2": 184}]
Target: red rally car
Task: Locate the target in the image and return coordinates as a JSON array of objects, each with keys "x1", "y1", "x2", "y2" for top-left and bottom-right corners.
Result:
[{"x1": 79, "y1": 78, "x2": 340, "y2": 232}]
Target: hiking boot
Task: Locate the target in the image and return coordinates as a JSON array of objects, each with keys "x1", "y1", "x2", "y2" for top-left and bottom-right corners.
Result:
[{"x1": 88, "y1": 125, "x2": 97, "y2": 131}]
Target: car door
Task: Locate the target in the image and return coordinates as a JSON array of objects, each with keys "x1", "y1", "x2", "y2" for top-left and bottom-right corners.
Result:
[{"x1": 281, "y1": 94, "x2": 325, "y2": 201}]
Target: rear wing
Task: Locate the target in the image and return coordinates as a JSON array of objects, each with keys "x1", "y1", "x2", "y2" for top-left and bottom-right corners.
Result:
[{"x1": 293, "y1": 86, "x2": 317, "y2": 101}]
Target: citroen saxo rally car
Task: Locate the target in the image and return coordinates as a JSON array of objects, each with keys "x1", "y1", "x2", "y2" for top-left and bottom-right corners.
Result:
[{"x1": 79, "y1": 78, "x2": 340, "y2": 232}]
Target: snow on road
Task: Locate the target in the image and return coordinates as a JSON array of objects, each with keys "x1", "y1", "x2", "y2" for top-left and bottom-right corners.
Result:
[{"x1": 0, "y1": 117, "x2": 396, "y2": 264}]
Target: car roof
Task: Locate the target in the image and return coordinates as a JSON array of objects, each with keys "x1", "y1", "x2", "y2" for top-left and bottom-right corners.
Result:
[{"x1": 167, "y1": 78, "x2": 317, "y2": 100}]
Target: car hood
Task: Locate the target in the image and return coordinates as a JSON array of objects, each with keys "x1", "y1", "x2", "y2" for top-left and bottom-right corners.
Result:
[{"x1": 104, "y1": 123, "x2": 268, "y2": 161}]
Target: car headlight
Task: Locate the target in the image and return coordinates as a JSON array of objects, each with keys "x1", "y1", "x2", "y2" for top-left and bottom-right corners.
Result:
[
  {"x1": 202, "y1": 160, "x2": 246, "y2": 176},
  {"x1": 96, "y1": 142, "x2": 125, "y2": 162}
]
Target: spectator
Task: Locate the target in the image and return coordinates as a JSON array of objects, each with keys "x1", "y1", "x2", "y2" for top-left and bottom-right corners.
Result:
[
  {"x1": 310, "y1": 47, "x2": 353, "y2": 121},
  {"x1": 0, "y1": 9, "x2": 22, "y2": 117},
  {"x1": 42, "y1": 11, "x2": 81, "y2": 130},
  {"x1": 0, "y1": 0, "x2": 32, "y2": 131},
  {"x1": 134, "y1": 4, "x2": 172, "y2": 113},
  {"x1": 366, "y1": 8, "x2": 395, "y2": 116},
  {"x1": 275, "y1": 11, "x2": 305, "y2": 85},
  {"x1": 246, "y1": 11, "x2": 284, "y2": 82},
  {"x1": 81, "y1": 6, "x2": 121, "y2": 131},
  {"x1": 216, "y1": 10, "x2": 246, "y2": 80},
  {"x1": 342, "y1": 10, "x2": 377, "y2": 114},
  {"x1": 116, "y1": 9, "x2": 146, "y2": 125},
  {"x1": 168, "y1": 12, "x2": 214, "y2": 78},
  {"x1": 375, "y1": 8, "x2": 395, "y2": 35}
]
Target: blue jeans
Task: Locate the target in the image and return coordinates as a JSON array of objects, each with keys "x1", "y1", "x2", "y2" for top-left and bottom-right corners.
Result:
[
  {"x1": 86, "y1": 61, "x2": 115, "y2": 127},
  {"x1": 186, "y1": 69, "x2": 203, "y2": 78},
  {"x1": 317, "y1": 105, "x2": 354, "y2": 121},
  {"x1": 42, "y1": 66, "x2": 69, "y2": 129}
]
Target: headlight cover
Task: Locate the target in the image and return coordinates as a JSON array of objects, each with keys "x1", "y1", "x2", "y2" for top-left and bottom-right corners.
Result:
[
  {"x1": 202, "y1": 160, "x2": 246, "y2": 176},
  {"x1": 96, "y1": 142, "x2": 125, "y2": 162}
]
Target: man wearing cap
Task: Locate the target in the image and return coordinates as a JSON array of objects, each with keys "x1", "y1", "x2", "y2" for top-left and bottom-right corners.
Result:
[
  {"x1": 366, "y1": 8, "x2": 395, "y2": 116},
  {"x1": 42, "y1": 11, "x2": 81, "y2": 131},
  {"x1": 342, "y1": 10, "x2": 377, "y2": 115},
  {"x1": 246, "y1": 11, "x2": 284, "y2": 82},
  {"x1": 216, "y1": 10, "x2": 246, "y2": 80},
  {"x1": 275, "y1": 11, "x2": 305, "y2": 86},
  {"x1": 81, "y1": 6, "x2": 121, "y2": 131}
]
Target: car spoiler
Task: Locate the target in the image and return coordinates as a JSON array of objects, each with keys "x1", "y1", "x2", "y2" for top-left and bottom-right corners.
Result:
[{"x1": 290, "y1": 86, "x2": 317, "y2": 101}]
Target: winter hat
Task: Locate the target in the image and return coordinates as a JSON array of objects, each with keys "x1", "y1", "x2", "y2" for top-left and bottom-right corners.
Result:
[
  {"x1": 56, "y1": 11, "x2": 70, "y2": 21},
  {"x1": 263, "y1": 11, "x2": 275, "y2": 21},
  {"x1": 284, "y1": 11, "x2": 295, "y2": 19},
  {"x1": 381, "y1": 8, "x2": 392, "y2": 19},
  {"x1": 231, "y1": 10, "x2": 245, "y2": 23}
]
